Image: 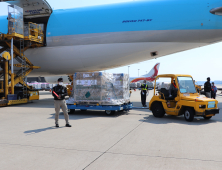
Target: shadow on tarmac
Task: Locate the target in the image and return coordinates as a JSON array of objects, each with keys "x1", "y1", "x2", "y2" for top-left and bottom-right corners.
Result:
[
  {"x1": 48, "y1": 110, "x2": 128, "y2": 121},
  {"x1": 24, "y1": 126, "x2": 63, "y2": 135},
  {"x1": 133, "y1": 100, "x2": 222, "y2": 124},
  {"x1": 139, "y1": 114, "x2": 221, "y2": 125},
  {"x1": 132, "y1": 101, "x2": 148, "y2": 107}
]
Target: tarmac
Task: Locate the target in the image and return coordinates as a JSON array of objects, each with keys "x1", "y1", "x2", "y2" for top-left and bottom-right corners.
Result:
[{"x1": 0, "y1": 90, "x2": 222, "y2": 170}]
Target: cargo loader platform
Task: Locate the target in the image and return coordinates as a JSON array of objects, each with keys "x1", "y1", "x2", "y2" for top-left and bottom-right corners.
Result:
[{"x1": 0, "y1": 4, "x2": 44, "y2": 107}]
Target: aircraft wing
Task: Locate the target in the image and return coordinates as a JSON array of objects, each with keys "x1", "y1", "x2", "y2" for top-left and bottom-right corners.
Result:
[{"x1": 0, "y1": 0, "x2": 52, "y2": 18}]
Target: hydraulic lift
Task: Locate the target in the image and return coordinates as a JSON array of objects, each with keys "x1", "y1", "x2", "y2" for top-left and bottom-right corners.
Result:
[{"x1": 0, "y1": 5, "x2": 44, "y2": 107}]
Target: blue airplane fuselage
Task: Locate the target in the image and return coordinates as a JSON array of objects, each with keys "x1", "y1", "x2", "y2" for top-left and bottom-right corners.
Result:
[{"x1": 0, "y1": 0, "x2": 222, "y2": 76}]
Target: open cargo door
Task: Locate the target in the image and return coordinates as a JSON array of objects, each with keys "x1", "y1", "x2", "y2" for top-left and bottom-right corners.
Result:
[
  {"x1": 1, "y1": 0, "x2": 52, "y2": 18},
  {"x1": 1, "y1": 0, "x2": 53, "y2": 46}
]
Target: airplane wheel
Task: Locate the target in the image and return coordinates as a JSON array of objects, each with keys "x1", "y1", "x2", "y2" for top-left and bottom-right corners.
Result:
[
  {"x1": 184, "y1": 108, "x2": 194, "y2": 122},
  {"x1": 152, "y1": 102, "x2": 165, "y2": 118}
]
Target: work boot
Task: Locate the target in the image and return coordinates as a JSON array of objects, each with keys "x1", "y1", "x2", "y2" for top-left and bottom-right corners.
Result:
[
  {"x1": 66, "y1": 124, "x2": 72, "y2": 127},
  {"x1": 55, "y1": 124, "x2": 59, "y2": 128}
]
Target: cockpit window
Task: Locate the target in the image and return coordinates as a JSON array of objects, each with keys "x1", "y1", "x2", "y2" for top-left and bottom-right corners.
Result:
[{"x1": 177, "y1": 77, "x2": 196, "y2": 93}]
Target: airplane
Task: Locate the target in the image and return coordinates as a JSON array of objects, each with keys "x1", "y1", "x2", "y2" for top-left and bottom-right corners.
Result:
[
  {"x1": 130, "y1": 63, "x2": 160, "y2": 83},
  {"x1": 44, "y1": 63, "x2": 160, "y2": 84},
  {"x1": 1, "y1": 0, "x2": 222, "y2": 79}
]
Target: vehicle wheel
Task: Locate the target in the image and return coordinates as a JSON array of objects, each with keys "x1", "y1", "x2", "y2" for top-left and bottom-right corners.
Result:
[
  {"x1": 184, "y1": 108, "x2": 194, "y2": 122},
  {"x1": 203, "y1": 116, "x2": 212, "y2": 120},
  {"x1": 105, "y1": 110, "x2": 115, "y2": 116},
  {"x1": 69, "y1": 109, "x2": 75, "y2": 114},
  {"x1": 152, "y1": 102, "x2": 165, "y2": 118}
]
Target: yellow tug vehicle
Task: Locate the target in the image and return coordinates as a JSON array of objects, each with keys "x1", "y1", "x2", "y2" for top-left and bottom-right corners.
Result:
[{"x1": 149, "y1": 74, "x2": 219, "y2": 122}]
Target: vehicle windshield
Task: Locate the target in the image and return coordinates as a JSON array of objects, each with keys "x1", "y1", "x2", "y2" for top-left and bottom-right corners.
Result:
[{"x1": 177, "y1": 77, "x2": 196, "y2": 93}]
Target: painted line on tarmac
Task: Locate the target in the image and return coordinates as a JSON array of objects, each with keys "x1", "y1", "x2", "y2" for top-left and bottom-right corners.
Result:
[
  {"x1": 105, "y1": 152, "x2": 222, "y2": 163},
  {"x1": 83, "y1": 118, "x2": 147, "y2": 170},
  {"x1": 0, "y1": 142, "x2": 103, "y2": 154}
]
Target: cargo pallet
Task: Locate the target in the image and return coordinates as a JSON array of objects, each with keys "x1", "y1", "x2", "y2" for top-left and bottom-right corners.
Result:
[{"x1": 67, "y1": 103, "x2": 133, "y2": 115}]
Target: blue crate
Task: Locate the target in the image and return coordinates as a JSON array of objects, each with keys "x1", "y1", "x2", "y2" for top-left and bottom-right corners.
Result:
[{"x1": 7, "y1": 94, "x2": 17, "y2": 100}]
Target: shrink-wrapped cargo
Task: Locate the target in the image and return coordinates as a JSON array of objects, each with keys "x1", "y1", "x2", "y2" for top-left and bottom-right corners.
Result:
[
  {"x1": 113, "y1": 73, "x2": 129, "y2": 103},
  {"x1": 71, "y1": 72, "x2": 130, "y2": 105}
]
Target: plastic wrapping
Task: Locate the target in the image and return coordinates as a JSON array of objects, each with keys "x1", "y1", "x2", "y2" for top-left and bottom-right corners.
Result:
[
  {"x1": 8, "y1": 5, "x2": 23, "y2": 35},
  {"x1": 70, "y1": 72, "x2": 130, "y2": 105}
]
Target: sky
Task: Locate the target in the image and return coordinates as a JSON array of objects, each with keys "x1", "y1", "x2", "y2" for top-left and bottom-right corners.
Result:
[{"x1": 0, "y1": 0, "x2": 222, "y2": 81}]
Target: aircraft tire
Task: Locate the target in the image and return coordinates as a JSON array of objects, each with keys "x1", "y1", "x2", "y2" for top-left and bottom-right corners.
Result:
[{"x1": 152, "y1": 102, "x2": 165, "y2": 118}]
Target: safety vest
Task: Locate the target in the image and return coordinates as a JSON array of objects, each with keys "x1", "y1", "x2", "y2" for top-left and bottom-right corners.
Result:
[{"x1": 142, "y1": 84, "x2": 148, "y2": 91}]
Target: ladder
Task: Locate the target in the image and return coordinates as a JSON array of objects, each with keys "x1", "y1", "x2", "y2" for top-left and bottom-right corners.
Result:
[{"x1": 20, "y1": 38, "x2": 28, "y2": 98}]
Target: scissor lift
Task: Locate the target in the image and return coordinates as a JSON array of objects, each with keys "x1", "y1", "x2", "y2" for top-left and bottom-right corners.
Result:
[{"x1": 0, "y1": 5, "x2": 44, "y2": 107}]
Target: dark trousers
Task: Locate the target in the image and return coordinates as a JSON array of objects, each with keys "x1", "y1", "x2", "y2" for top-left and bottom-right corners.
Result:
[
  {"x1": 212, "y1": 92, "x2": 216, "y2": 99},
  {"x1": 141, "y1": 93, "x2": 147, "y2": 106}
]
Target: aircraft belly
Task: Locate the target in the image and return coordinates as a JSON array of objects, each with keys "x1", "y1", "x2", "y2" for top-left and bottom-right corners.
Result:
[
  {"x1": 46, "y1": 30, "x2": 222, "y2": 47},
  {"x1": 26, "y1": 41, "x2": 207, "y2": 76}
]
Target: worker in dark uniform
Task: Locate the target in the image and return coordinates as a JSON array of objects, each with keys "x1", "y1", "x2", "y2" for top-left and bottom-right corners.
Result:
[
  {"x1": 52, "y1": 78, "x2": 71, "y2": 127},
  {"x1": 141, "y1": 80, "x2": 148, "y2": 107},
  {"x1": 204, "y1": 77, "x2": 211, "y2": 98},
  {"x1": 169, "y1": 79, "x2": 177, "y2": 97}
]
